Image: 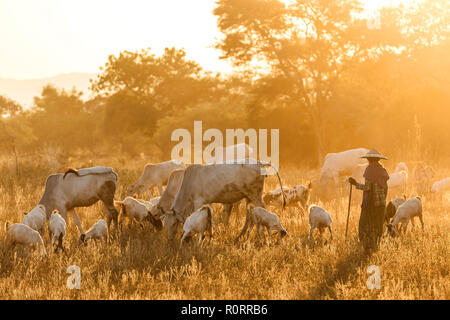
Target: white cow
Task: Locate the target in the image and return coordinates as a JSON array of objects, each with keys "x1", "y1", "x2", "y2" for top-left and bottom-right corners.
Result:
[
  {"x1": 320, "y1": 148, "x2": 369, "y2": 185},
  {"x1": 38, "y1": 166, "x2": 119, "y2": 234},
  {"x1": 388, "y1": 170, "x2": 408, "y2": 192},
  {"x1": 164, "y1": 161, "x2": 286, "y2": 241},
  {"x1": 351, "y1": 163, "x2": 368, "y2": 183},
  {"x1": 151, "y1": 169, "x2": 185, "y2": 219},
  {"x1": 128, "y1": 160, "x2": 184, "y2": 197},
  {"x1": 431, "y1": 177, "x2": 450, "y2": 194},
  {"x1": 205, "y1": 143, "x2": 254, "y2": 164}
]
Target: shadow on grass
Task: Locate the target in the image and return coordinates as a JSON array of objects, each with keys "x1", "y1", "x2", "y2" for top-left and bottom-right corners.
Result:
[{"x1": 309, "y1": 240, "x2": 373, "y2": 299}]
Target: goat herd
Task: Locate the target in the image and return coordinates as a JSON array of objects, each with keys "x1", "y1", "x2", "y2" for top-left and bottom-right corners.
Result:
[{"x1": 3, "y1": 146, "x2": 449, "y2": 258}]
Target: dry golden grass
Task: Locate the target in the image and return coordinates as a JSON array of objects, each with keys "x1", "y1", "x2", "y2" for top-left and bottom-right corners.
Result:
[{"x1": 0, "y1": 156, "x2": 448, "y2": 300}]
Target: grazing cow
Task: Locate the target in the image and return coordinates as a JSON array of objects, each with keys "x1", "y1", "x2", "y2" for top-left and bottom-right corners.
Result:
[
  {"x1": 205, "y1": 143, "x2": 254, "y2": 163},
  {"x1": 414, "y1": 162, "x2": 436, "y2": 195},
  {"x1": 152, "y1": 168, "x2": 243, "y2": 226},
  {"x1": 351, "y1": 163, "x2": 368, "y2": 183},
  {"x1": 151, "y1": 169, "x2": 185, "y2": 219},
  {"x1": 319, "y1": 148, "x2": 369, "y2": 187},
  {"x1": 163, "y1": 160, "x2": 286, "y2": 241},
  {"x1": 263, "y1": 183, "x2": 311, "y2": 211},
  {"x1": 388, "y1": 170, "x2": 408, "y2": 193},
  {"x1": 38, "y1": 166, "x2": 119, "y2": 234},
  {"x1": 127, "y1": 160, "x2": 184, "y2": 197}
]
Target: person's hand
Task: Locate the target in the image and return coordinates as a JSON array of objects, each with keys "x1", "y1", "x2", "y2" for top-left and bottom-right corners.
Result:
[{"x1": 348, "y1": 177, "x2": 357, "y2": 185}]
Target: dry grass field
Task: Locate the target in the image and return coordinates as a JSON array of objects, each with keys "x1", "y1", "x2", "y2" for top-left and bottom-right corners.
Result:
[{"x1": 0, "y1": 155, "x2": 448, "y2": 300}]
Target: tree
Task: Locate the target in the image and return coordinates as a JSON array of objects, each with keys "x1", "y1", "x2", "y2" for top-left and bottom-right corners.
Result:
[
  {"x1": 90, "y1": 47, "x2": 229, "y2": 155},
  {"x1": 0, "y1": 95, "x2": 22, "y2": 117},
  {"x1": 90, "y1": 47, "x2": 221, "y2": 115},
  {"x1": 30, "y1": 85, "x2": 95, "y2": 152},
  {"x1": 214, "y1": 0, "x2": 407, "y2": 164}
]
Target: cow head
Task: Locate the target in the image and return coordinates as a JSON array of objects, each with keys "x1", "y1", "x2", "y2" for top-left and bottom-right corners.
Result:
[
  {"x1": 163, "y1": 209, "x2": 183, "y2": 241},
  {"x1": 127, "y1": 184, "x2": 144, "y2": 197},
  {"x1": 151, "y1": 204, "x2": 164, "y2": 219},
  {"x1": 146, "y1": 210, "x2": 163, "y2": 231}
]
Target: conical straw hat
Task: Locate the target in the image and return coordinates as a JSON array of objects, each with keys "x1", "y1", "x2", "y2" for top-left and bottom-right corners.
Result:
[{"x1": 361, "y1": 149, "x2": 388, "y2": 160}]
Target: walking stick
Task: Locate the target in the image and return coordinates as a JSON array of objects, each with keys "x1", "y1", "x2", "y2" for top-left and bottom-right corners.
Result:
[{"x1": 345, "y1": 183, "x2": 353, "y2": 238}]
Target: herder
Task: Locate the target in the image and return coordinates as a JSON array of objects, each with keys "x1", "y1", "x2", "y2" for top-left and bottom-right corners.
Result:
[{"x1": 349, "y1": 149, "x2": 389, "y2": 253}]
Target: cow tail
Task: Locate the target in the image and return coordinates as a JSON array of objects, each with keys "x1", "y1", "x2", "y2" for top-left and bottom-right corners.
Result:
[
  {"x1": 206, "y1": 205, "x2": 213, "y2": 235},
  {"x1": 262, "y1": 163, "x2": 286, "y2": 209},
  {"x1": 63, "y1": 168, "x2": 80, "y2": 179}
]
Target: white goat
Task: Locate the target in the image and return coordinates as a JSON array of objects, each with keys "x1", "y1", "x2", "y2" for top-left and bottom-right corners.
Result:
[
  {"x1": 179, "y1": 205, "x2": 213, "y2": 248},
  {"x1": 79, "y1": 219, "x2": 108, "y2": 245},
  {"x1": 246, "y1": 205, "x2": 287, "y2": 241},
  {"x1": 308, "y1": 205, "x2": 333, "y2": 242},
  {"x1": 387, "y1": 197, "x2": 423, "y2": 236},
  {"x1": 385, "y1": 196, "x2": 407, "y2": 223},
  {"x1": 22, "y1": 204, "x2": 46, "y2": 235},
  {"x1": 49, "y1": 210, "x2": 66, "y2": 252},
  {"x1": 5, "y1": 223, "x2": 47, "y2": 256},
  {"x1": 115, "y1": 196, "x2": 163, "y2": 231}
]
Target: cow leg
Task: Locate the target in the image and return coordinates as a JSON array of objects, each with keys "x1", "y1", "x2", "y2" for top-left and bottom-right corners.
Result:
[
  {"x1": 419, "y1": 213, "x2": 424, "y2": 231},
  {"x1": 403, "y1": 220, "x2": 409, "y2": 234},
  {"x1": 99, "y1": 181, "x2": 119, "y2": 232},
  {"x1": 236, "y1": 199, "x2": 252, "y2": 240},
  {"x1": 410, "y1": 217, "x2": 416, "y2": 229},
  {"x1": 198, "y1": 232, "x2": 205, "y2": 247},
  {"x1": 237, "y1": 186, "x2": 265, "y2": 240},
  {"x1": 309, "y1": 227, "x2": 315, "y2": 241},
  {"x1": 246, "y1": 220, "x2": 255, "y2": 240},
  {"x1": 69, "y1": 209, "x2": 84, "y2": 234},
  {"x1": 222, "y1": 203, "x2": 233, "y2": 225},
  {"x1": 157, "y1": 184, "x2": 163, "y2": 196}
]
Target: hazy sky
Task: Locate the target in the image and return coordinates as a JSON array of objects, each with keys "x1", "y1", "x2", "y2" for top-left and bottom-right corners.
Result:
[{"x1": 0, "y1": 0, "x2": 399, "y2": 80}]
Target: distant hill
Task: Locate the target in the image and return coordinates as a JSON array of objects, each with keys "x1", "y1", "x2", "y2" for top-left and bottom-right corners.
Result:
[{"x1": 0, "y1": 72, "x2": 96, "y2": 107}]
